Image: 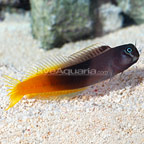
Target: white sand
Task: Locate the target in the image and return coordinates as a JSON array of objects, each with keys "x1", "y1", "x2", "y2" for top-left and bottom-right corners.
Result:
[{"x1": 0, "y1": 14, "x2": 144, "y2": 144}]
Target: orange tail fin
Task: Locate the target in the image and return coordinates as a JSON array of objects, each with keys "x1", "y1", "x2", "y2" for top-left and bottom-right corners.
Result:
[{"x1": 3, "y1": 75, "x2": 24, "y2": 110}]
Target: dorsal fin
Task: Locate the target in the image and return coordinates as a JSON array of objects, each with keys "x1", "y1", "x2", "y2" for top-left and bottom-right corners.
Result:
[
  {"x1": 69, "y1": 44, "x2": 111, "y2": 63},
  {"x1": 23, "y1": 56, "x2": 71, "y2": 80},
  {"x1": 23, "y1": 44, "x2": 111, "y2": 80}
]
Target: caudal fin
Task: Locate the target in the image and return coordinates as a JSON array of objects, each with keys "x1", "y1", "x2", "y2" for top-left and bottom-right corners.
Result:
[{"x1": 3, "y1": 75, "x2": 24, "y2": 110}]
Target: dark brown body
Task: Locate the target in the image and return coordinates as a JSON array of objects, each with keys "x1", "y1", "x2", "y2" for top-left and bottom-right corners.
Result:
[{"x1": 47, "y1": 44, "x2": 139, "y2": 90}]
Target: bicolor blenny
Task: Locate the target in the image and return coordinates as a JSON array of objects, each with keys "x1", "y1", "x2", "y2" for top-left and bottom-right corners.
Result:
[{"x1": 4, "y1": 43, "x2": 139, "y2": 110}]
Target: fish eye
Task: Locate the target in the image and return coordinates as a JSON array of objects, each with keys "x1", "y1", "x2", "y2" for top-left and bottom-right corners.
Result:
[
  {"x1": 124, "y1": 47, "x2": 133, "y2": 54},
  {"x1": 126, "y1": 47, "x2": 133, "y2": 53}
]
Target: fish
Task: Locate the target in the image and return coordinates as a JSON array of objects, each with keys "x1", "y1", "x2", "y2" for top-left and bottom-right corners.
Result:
[{"x1": 4, "y1": 43, "x2": 139, "y2": 110}]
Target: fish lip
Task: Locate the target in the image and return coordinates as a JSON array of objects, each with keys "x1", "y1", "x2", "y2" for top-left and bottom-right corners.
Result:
[
  {"x1": 129, "y1": 53, "x2": 139, "y2": 63},
  {"x1": 132, "y1": 56, "x2": 139, "y2": 63}
]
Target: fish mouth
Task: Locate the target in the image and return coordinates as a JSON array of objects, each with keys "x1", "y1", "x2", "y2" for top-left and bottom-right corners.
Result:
[
  {"x1": 129, "y1": 53, "x2": 139, "y2": 63},
  {"x1": 132, "y1": 56, "x2": 139, "y2": 62}
]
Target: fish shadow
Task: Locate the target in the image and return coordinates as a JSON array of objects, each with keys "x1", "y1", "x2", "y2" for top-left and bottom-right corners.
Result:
[{"x1": 84, "y1": 67, "x2": 144, "y2": 97}]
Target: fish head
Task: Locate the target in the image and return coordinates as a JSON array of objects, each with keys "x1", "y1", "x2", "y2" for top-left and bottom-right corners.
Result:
[{"x1": 113, "y1": 43, "x2": 140, "y2": 72}]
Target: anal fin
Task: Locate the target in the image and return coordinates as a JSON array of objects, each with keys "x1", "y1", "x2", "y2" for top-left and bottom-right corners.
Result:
[{"x1": 26, "y1": 88, "x2": 87, "y2": 100}]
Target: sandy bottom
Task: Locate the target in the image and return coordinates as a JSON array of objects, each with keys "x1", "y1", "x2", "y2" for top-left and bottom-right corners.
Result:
[{"x1": 0, "y1": 14, "x2": 144, "y2": 144}]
